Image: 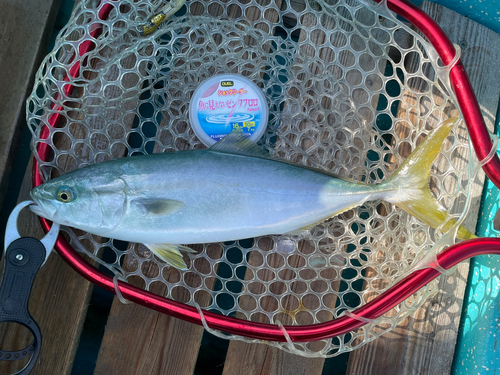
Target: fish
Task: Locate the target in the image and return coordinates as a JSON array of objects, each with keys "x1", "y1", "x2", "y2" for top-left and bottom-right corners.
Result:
[{"x1": 30, "y1": 117, "x2": 474, "y2": 269}]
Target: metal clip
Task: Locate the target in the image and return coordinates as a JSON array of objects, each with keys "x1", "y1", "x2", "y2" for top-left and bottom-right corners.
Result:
[
  {"x1": 140, "y1": 0, "x2": 186, "y2": 36},
  {"x1": 4, "y1": 201, "x2": 60, "y2": 265}
]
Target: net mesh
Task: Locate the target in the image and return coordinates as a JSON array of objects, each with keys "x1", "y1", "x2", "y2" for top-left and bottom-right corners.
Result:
[{"x1": 27, "y1": 0, "x2": 474, "y2": 357}]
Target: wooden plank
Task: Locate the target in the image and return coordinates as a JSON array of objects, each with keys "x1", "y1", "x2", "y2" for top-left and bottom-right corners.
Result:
[
  {"x1": 0, "y1": 0, "x2": 62, "y2": 209},
  {"x1": 0, "y1": 159, "x2": 94, "y2": 375},
  {"x1": 347, "y1": 2, "x2": 500, "y2": 374},
  {"x1": 222, "y1": 239, "x2": 326, "y2": 375},
  {"x1": 93, "y1": 2, "x2": 231, "y2": 373},
  {"x1": 220, "y1": 0, "x2": 328, "y2": 372},
  {"x1": 93, "y1": 257, "x2": 211, "y2": 375},
  {"x1": 222, "y1": 1, "x2": 388, "y2": 370},
  {"x1": 221, "y1": 1, "x2": 360, "y2": 371},
  {"x1": 1, "y1": 1, "x2": 146, "y2": 373},
  {"x1": 432, "y1": 0, "x2": 500, "y2": 34},
  {"x1": 0, "y1": 0, "x2": 95, "y2": 373},
  {"x1": 223, "y1": 341, "x2": 323, "y2": 375},
  {"x1": 0, "y1": 35, "x2": 112, "y2": 370}
]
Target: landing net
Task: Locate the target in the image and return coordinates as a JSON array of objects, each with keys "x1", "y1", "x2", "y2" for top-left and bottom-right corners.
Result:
[{"x1": 27, "y1": 0, "x2": 474, "y2": 356}]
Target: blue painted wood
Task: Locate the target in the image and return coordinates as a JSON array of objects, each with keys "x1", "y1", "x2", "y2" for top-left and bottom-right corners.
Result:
[
  {"x1": 452, "y1": 105, "x2": 500, "y2": 375},
  {"x1": 405, "y1": 2, "x2": 500, "y2": 374},
  {"x1": 410, "y1": 0, "x2": 500, "y2": 33},
  {"x1": 428, "y1": 1, "x2": 500, "y2": 375},
  {"x1": 433, "y1": 0, "x2": 500, "y2": 34}
]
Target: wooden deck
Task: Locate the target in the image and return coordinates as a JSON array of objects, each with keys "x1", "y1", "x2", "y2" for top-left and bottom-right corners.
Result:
[{"x1": 0, "y1": 1, "x2": 499, "y2": 374}]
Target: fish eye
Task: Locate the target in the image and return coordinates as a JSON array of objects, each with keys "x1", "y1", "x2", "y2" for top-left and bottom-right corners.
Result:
[{"x1": 57, "y1": 186, "x2": 76, "y2": 203}]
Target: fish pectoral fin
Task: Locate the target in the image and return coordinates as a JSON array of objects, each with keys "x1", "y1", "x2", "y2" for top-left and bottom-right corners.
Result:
[
  {"x1": 145, "y1": 243, "x2": 194, "y2": 270},
  {"x1": 176, "y1": 244, "x2": 197, "y2": 253},
  {"x1": 132, "y1": 198, "x2": 184, "y2": 216}
]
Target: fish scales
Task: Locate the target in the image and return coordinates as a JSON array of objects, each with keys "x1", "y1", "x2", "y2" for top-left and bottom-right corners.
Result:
[{"x1": 101, "y1": 150, "x2": 386, "y2": 244}]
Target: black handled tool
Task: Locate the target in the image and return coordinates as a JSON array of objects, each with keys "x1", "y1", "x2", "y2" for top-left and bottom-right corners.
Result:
[{"x1": 0, "y1": 201, "x2": 59, "y2": 375}]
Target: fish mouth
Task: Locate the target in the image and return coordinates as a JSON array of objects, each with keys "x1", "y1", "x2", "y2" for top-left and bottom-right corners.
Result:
[
  {"x1": 29, "y1": 201, "x2": 57, "y2": 221},
  {"x1": 29, "y1": 203, "x2": 46, "y2": 218},
  {"x1": 29, "y1": 190, "x2": 58, "y2": 220}
]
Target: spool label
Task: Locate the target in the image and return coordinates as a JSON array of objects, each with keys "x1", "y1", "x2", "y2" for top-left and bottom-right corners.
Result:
[{"x1": 192, "y1": 76, "x2": 265, "y2": 142}]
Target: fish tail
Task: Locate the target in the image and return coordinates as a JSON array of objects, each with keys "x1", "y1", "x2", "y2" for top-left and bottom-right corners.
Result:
[{"x1": 383, "y1": 117, "x2": 475, "y2": 240}]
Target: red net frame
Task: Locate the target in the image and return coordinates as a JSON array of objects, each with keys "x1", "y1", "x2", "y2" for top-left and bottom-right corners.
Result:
[{"x1": 32, "y1": 0, "x2": 500, "y2": 342}]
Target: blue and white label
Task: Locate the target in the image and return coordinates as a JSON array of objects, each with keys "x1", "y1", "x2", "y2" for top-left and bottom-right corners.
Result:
[{"x1": 190, "y1": 75, "x2": 268, "y2": 146}]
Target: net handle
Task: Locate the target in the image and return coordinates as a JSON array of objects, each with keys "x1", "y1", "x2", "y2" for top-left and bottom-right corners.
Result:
[{"x1": 32, "y1": 0, "x2": 500, "y2": 342}]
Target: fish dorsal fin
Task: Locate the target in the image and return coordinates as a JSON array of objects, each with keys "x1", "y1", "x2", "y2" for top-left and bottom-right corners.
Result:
[
  {"x1": 211, "y1": 132, "x2": 366, "y2": 185},
  {"x1": 131, "y1": 198, "x2": 184, "y2": 216},
  {"x1": 210, "y1": 132, "x2": 270, "y2": 159}
]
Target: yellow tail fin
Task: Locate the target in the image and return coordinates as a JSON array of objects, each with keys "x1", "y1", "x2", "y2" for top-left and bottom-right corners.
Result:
[{"x1": 384, "y1": 117, "x2": 475, "y2": 240}]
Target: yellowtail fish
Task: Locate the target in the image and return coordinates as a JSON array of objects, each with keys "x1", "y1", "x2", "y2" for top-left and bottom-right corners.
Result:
[{"x1": 30, "y1": 117, "x2": 473, "y2": 269}]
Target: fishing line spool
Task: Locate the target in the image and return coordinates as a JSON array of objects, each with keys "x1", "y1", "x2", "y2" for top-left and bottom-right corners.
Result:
[{"x1": 27, "y1": 0, "x2": 482, "y2": 357}]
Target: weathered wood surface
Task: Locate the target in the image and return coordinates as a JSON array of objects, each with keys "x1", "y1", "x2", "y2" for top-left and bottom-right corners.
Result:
[
  {"x1": 1, "y1": 1, "x2": 142, "y2": 374},
  {"x1": 219, "y1": 0, "x2": 330, "y2": 374},
  {"x1": 1, "y1": 0, "x2": 497, "y2": 374},
  {"x1": 0, "y1": 0, "x2": 62, "y2": 210},
  {"x1": 94, "y1": 294, "x2": 205, "y2": 375},
  {"x1": 93, "y1": 1, "x2": 230, "y2": 373},
  {"x1": 0, "y1": 0, "x2": 95, "y2": 374},
  {"x1": 347, "y1": 2, "x2": 500, "y2": 374}
]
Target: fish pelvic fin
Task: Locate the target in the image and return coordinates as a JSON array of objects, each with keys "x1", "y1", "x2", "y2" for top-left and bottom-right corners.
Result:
[
  {"x1": 145, "y1": 243, "x2": 196, "y2": 270},
  {"x1": 383, "y1": 117, "x2": 475, "y2": 240}
]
